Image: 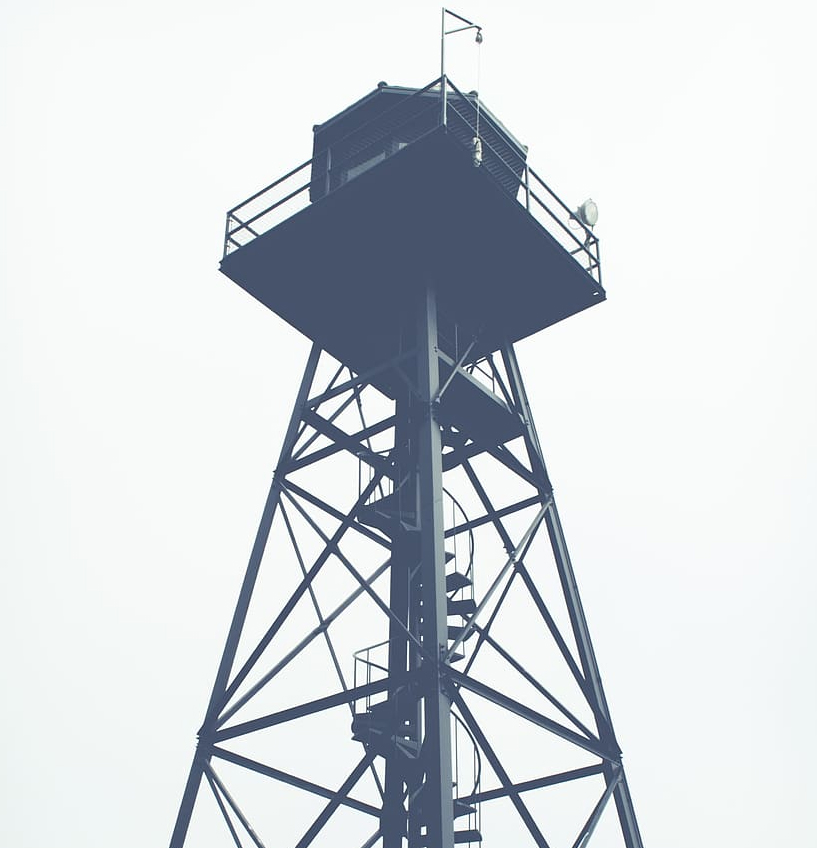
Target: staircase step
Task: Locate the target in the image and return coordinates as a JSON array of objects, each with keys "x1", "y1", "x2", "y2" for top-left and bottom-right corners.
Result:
[
  {"x1": 412, "y1": 789, "x2": 476, "y2": 816},
  {"x1": 357, "y1": 504, "x2": 417, "y2": 536},
  {"x1": 367, "y1": 700, "x2": 392, "y2": 718},
  {"x1": 445, "y1": 572, "x2": 472, "y2": 592},
  {"x1": 442, "y1": 428, "x2": 463, "y2": 447},
  {"x1": 418, "y1": 829, "x2": 482, "y2": 846},
  {"x1": 445, "y1": 550, "x2": 456, "y2": 563},
  {"x1": 447, "y1": 625, "x2": 476, "y2": 642},
  {"x1": 351, "y1": 713, "x2": 386, "y2": 737},
  {"x1": 447, "y1": 598, "x2": 477, "y2": 617},
  {"x1": 351, "y1": 719, "x2": 420, "y2": 762},
  {"x1": 453, "y1": 800, "x2": 477, "y2": 819},
  {"x1": 364, "y1": 490, "x2": 400, "y2": 511}
]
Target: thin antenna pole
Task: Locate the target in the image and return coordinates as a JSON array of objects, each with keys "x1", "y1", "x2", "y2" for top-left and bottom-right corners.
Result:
[
  {"x1": 440, "y1": 7, "x2": 484, "y2": 133},
  {"x1": 441, "y1": 7, "x2": 447, "y2": 126}
]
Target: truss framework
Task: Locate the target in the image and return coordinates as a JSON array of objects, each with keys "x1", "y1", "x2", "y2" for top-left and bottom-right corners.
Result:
[{"x1": 169, "y1": 289, "x2": 644, "y2": 848}]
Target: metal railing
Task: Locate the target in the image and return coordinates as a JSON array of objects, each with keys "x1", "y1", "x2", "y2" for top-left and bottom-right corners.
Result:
[
  {"x1": 223, "y1": 77, "x2": 601, "y2": 286},
  {"x1": 352, "y1": 639, "x2": 390, "y2": 715}
]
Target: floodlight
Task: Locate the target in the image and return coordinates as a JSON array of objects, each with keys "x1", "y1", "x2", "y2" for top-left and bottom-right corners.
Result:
[
  {"x1": 575, "y1": 198, "x2": 598, "y2": 228},
  {"x1": 472, "y1": 136, "x2": 483, "y2": 167}
]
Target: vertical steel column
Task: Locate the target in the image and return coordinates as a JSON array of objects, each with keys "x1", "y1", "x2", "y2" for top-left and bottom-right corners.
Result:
[
  {"x1": 168, "y1": 344, "x2": 322, "y2": 848},
  {"x1": 416, "y1": 285, "x2": 455, "y2": 848}
]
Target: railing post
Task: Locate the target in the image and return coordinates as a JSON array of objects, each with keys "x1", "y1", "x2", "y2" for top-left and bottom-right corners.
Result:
[
  {"x1": 524, "y1": 164, "x2": 530, "y2": 212},
  {"x1": 223, "y1": 214, "x2": 232, "y2": 259},
  {"x1": 595, "y1": 239, "x2": 603, "y2": 288}
]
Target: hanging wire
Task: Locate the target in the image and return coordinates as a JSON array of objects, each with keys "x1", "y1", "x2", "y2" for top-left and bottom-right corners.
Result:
[
  {"x1": 475, "y1": 30, "x2": 482, "y2": 140},
  {"x1": 472, "y1": 28, "x2": 483, "y2": 167}
]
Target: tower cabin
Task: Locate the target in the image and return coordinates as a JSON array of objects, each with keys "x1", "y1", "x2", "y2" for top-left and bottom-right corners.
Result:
[
  {"x1": 309, "y1": 82, "x2": 527, "y2": 202},
  {"x1": 220, "y1": 79, "x2": 604, "y2": 445}
]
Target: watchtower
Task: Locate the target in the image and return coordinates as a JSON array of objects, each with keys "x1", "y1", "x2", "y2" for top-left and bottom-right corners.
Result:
[{"x1": 169, "y1": 69, "x2": 645, "y2": 848}]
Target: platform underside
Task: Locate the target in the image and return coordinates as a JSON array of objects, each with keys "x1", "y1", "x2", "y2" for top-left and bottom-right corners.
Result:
[{"x1": 220, "y1": 128, "x2": 604, "y2": 390}]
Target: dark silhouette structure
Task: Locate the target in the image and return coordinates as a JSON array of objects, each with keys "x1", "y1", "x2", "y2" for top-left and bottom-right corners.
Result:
[{"x1": 169, "y1": 77, "x2": 645, "y2": 848}]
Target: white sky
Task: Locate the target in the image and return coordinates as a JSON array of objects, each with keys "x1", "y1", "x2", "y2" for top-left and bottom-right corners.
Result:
[{"x1": 1, "y1": 1, "x2": 815, "y2": 846}]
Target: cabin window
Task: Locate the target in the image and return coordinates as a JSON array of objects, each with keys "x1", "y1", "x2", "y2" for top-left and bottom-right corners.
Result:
[
  {"x1": 340, "y1": 150, "x2": 386, "y2": 184},
  {"x1": 338, "y1": 139, "x2": 409, "y2": 186}
]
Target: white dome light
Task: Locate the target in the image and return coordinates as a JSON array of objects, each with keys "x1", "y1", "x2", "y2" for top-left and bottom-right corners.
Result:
[{"x1": 576, "y1": 198, "x2": 598, "y2": 228}]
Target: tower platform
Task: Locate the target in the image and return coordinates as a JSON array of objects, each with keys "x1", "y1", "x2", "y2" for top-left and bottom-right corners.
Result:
[
  {"x1": 219, "y1": 80, "x2": 603, "y2": 447},
  {"x1": 219, "y1": 82, "x2": 604, "y2": 389}
]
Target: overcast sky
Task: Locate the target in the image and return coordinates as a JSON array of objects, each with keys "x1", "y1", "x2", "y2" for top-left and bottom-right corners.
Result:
[{"x1": 1, "y1": 1, "x2": 815, "y2": 846}]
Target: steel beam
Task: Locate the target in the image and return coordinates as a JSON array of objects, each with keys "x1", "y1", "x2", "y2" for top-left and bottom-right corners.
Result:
[
  {"x1": 458, "y1": 763, "x2": 605, "y2": 806},
  {"x1": 205, "y1": 763, "x2": 268, "y2": 848},
  {"x1": 204, "y1": 767, "x2": 245, "y2": 848},
  {"x1": 170, "y1": 327, "x2": 646, "y2": 848},
  {"x1": 450, "y1": 670, "x2": 612, "y2": 761},
  {"x1": 169, "y1": 344, "x2": 322, "y2": 848},
  {"x1": 294, "y1": 753, "x2": 376, "y2": 848},
  {"x1": 282, "y1": 480, "x2": 390, "y2": 549},
  {"x1": 285, "y1": 415, "x2": 396, "y2": 473},
  {"x1": 454, "y1": 695, "x2": 551, "y2": 848},
  {"x1": 416, "y1": 285, "x2": 455, "y2": 848},
  {"x1": 217, "y1": 468, "x2": 388, "y2": 722},
  {"x1": 471, "y1": 625, "x2": 596, "y2": 739},
  {"x1": 211, "y1": 746, "x2": 380, "y2": 817},
  {"x1": 504, "y1": 343, "x2": 644, "y2": 848},
  {"x1": 571, "y1": 767, "x2": 621, "y2": 848},
  {"x1": 443, "y1": 494, "x2": 543, "y2": 538}
]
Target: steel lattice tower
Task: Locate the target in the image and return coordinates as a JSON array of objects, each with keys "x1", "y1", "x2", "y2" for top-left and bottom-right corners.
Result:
[{"x1": 169, "y1": 76, "x2": 645, "y2": 848}]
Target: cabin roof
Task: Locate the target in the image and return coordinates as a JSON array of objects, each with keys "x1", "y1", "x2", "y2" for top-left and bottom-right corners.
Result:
[{"x1": 312, "y1": 82, "x2": 528, "y2": 157}]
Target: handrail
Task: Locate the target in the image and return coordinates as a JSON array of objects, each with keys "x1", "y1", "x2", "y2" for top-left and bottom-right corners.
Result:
[
  {"x1": 528, "y1": 165, "x2": 596, "y2": 243},
  {"x1": 227, "y1": 159, "x2": 312, "y2": 216},
  {"x1": 221, "y1": 77, "x2": 602, "y2": 286},
  {"x1": 528, "y1": 187, "x2": 590, "y2": 254},
  {"x1": 444, "y1": 95, "x2": 600, "y2": 275},
  {"x1": 353, "y1": 639, "x2": 389, "y2": 662},
  {"x1": 228, "y1": 182, "x2": 310, "y2": 235}
]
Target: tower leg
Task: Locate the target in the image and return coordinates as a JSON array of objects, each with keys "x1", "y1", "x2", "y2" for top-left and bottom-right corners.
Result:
[
  {"x1": 503, "y1": 343, "x2": 645, "y2": 848},
  {"x1": 168, "y1": 753, "x2": 205, "y2": 848},
  {"x1": 168, "y1": 345, "x2": 321, "y2": 848}
]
